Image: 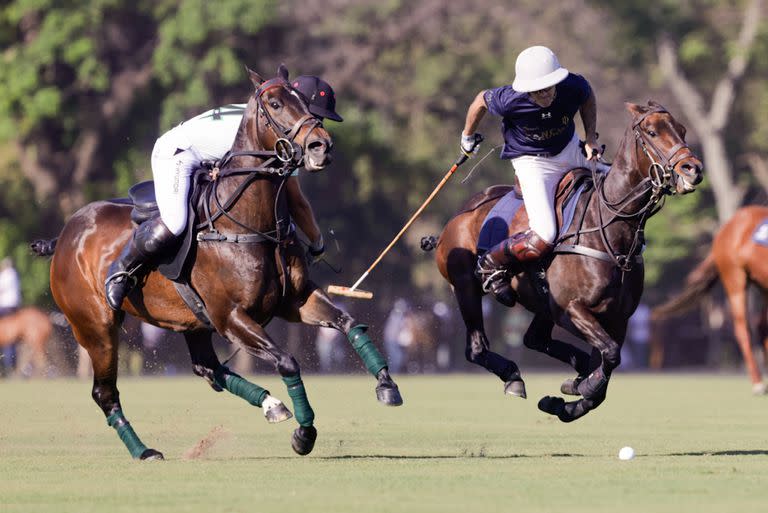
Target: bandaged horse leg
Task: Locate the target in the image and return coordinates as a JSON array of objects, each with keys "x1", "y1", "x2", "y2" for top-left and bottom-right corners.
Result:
[
  {"x1": 221, "y1": 308, "x2": 316, "y2": 455},
  {"x1": 184, "y1": 331, "x2": 292, "y2": 423},
  {"x1": 283, "y1": 284, "x2": 403, "y2": 406},
  {"x1": 565, "y1": 300, "x2": 622, "y2": 401},
  {"x1": 523, "y1": 314, "x2": 592, "y2": 395},
  {"x1": 453, "y1": 272, "x2": 526, "y2": 398},
  {"x1": 537, "y1": 388, "x2": 607, "y2": 423},
  {"x1": 78, "y1": 323, "x2": 162, "y2": 460}
]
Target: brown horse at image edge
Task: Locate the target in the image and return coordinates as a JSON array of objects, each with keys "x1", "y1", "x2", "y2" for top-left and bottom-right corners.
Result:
[
  {"x1": 31, "y1": 66, "x2": 402, "y2": 461},
  {"x1": 654, "y1": 205, "x2": 768, "y2": 395},
  {"x1": 430, "y1": 101, "x2": 703, "y2": 422}
]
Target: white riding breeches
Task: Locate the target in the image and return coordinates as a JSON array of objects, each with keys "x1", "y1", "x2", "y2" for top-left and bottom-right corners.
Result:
[
  {"x1": 151, "y1": 125, "x2": 202, "y2": 236},
  {"x1": 511, "y1": 133, "x2": 595, "y2": 243}
]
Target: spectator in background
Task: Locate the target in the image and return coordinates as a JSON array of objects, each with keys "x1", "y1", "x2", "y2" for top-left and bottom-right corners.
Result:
[
  {"x1": 623, "y1": 302, "x2": 651, "y2": 369},
  {"x1": 0, "y1": 257, "x2": 21, "y2": 374},
  {"x1": 383, "y1": 298, "x2": 410, "y2": 374},
  {"x1": 315, "y1": 326, "x2": 346, "y2": 373}
]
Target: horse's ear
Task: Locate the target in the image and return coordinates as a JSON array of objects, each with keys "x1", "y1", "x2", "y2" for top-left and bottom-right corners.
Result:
[
  {"x1": 245, "y1": 66, "x2": 264, "y2": 89},
  {"x1": 625, "y1": 102, "x2": 648, "y2": 118},
  {"x1": 647, "y1": 100, "x2": 666, "y2": 110},
  {"x1": 277, "y1": 63, "x2": 289, "y2": 81}
]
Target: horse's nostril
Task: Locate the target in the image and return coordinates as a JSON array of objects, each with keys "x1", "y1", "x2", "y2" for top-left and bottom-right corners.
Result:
[{"x1": 308, "y1": 140, "x2": 328, "y2": 153}]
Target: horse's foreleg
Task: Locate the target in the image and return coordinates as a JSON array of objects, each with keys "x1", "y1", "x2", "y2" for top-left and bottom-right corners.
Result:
[
  {"x1": 74, "y1": 323, "x2": 162, "y2": 460},
  {"x1": 565, "y1": 300, "x2": 622, "y2": 401},
  {"x1": 220, "y1": 309, "x2": 316, "y2": 455},
  {"x1": 453, "y1": 275, "x2": 526, "y2": 398},
  {"x1": 523, "y1": 314, "x2": 591, "y2": 393},
  {"x1": 723, "y1": 277, "x2": 765, "y2": 394},
  {"x1": 282, "y1": 284, "x2": 403, "y2": 406},
  {"x1": 184, "y1": 331, "x2": 292, "y2": 423}
]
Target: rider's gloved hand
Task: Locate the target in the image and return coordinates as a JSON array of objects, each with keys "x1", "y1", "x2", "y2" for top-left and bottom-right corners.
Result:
[
  {"x1": 460, "y1": 132, "x2": 483, "y2": 157},
  {"x1": 307, "y1": 235, "x2": 325, "y2": 265}
]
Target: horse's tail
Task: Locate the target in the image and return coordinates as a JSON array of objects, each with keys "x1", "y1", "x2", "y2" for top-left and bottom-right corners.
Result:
[
  {"x1": 652, "y1": 252, "x2": 719, "y2": 319},
  {"x1": 30, "y1": 238, "x2": 58, "y2": 257}
]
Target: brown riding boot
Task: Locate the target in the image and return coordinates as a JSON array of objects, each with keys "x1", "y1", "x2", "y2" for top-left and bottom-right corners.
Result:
[{"x1": 476, "y1": 230, "x2": 554, "y2": 306}]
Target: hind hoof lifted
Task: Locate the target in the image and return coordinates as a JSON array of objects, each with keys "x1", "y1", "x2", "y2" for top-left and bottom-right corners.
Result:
[
  {"x1": 504, "y1": 379, "x2": 527, "y2": 399},
  {"x1": 265, "y1": 403, "x2": 293, "y2": 424},
  {"x1": 376, "y1": 384, "x2": 403, "y2": 406},
  {"x1": 291, "y1": 426, "x2": 317, "y2": 456},
  {"x1": 139, "y1": 448, "x2": 164, "y2": 461}
]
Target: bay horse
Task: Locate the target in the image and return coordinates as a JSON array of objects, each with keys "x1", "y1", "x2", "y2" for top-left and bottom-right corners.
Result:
[
  {"x1": 31, "y1": 66, "x2": 401, "y2": 460},
  {"x1": 653, "y1": 205, "x2": 768, "y2": 394},
  {"x1": 0, "y1": 307, "x2": 53, "y2": 376},
  {"x1": 432, "y1": 101, "x2": 702, "y2": 422}
]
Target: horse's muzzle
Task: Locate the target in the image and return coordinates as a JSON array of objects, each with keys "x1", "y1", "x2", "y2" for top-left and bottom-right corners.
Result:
[
  {"x1": 675, "y1": 158, "x2": 703, "y2": 194},
  {"x1": 304, "y1": 138, "x2": 333, "y2": 171}
]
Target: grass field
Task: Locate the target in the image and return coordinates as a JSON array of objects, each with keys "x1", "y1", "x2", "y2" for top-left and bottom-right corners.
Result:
[{"x1": 2, "y1": 373, "x2": 767, "y2": 513}]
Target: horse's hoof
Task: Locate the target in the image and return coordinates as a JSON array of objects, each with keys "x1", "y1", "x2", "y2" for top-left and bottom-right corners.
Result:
[
  {"x1": 504, "y1": 379, "x2": 527, "y2": 399},
  {"x1": 376, "y1": 384, "x2": 403, "y2": 406},
  {"x1": 291, "y1": 426, "x2": 317, "y2": 456},
  {"x1": 139, "y1": 448, "x2": 164, "y2": 461},
  {"x1": 265, "y1": 403, "x2": 293, "y2": 423},
  {"x1": 561, "y1": 376, "x2": 585, "y2": 396},
  {"x1": 537, "y1": 396, "x2": 579, "y2": 423},
  {"x1": 752, "y1": 382, "x2": 767, "y2": 395}
]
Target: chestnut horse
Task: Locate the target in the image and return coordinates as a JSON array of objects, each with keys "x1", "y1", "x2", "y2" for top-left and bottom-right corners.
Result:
[
  {"x1": 31, "y1": 67, "x2": 401, "y2": 460},
  {"x1": 433, "y1": 102, "x2": 702, "y2": 422},
  {"x1": 653, "y1": 205, "x2": 768, "y2": 394},
  {"x1": 0, "y1": 307, "x2": 53, "y2": 376}
]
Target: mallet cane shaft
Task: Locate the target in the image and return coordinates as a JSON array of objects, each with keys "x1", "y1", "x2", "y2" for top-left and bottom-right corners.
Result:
[{"x1": 328, "y1": 139, "x2": 481, "y2": 299}]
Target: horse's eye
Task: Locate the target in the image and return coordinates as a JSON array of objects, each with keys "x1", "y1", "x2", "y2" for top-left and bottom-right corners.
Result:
[
  {"x1": 269, "y1": 100, "x2": 281, "y2": 110},
  {"x1": 648, "y1": 130, "x2": 657, "y2": 137}
]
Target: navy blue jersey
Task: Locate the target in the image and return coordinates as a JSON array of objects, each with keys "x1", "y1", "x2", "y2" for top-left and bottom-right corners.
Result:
[{"x1": 484, "y1": 73, "x2": 592, "y2": 159}]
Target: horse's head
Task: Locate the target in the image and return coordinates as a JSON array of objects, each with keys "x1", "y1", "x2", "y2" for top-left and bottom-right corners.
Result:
[
  {"x1": 243, "y1": 65, "x2": 333, "y2": 171},
  {"x1": 626, "y1": 101, "x2": 703, "y2": 195}
]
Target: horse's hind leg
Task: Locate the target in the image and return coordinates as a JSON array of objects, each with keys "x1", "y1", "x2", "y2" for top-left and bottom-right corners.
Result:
[
  {"x1": 184, "y1": 331, "x2": 292, "y2": 423},
  {"x1": 220, "y1": 309, "x2": 317, "y2": 455},
  {"x1": 523, "y1": 314, "x2": 592, "y2": 395},
  {"x1": 723, "y1": 273, "x2": 765, "y2": 394},
  {"x1": 453, "y1": 273, "x2": 526, "y2": 398},
  {"x1": 72, "y1": 321, "x2": 162, "y2": 460},
  {"x1": 281, "y1": 284, "x2": 403, "y2": 406}
]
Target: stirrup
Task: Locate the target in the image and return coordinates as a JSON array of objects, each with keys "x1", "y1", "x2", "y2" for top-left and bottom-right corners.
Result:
[
  {"x1": 105, "y1": 270, "x2": 138, "y2": 288},
  {"x1": 479, "y1": 268, "x2": 508, "y2": 294}
]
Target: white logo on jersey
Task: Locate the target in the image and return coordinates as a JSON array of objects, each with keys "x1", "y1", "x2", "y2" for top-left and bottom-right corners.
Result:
[{"x1": 542, "y1": 112, "x2": 552, "y2": 119}]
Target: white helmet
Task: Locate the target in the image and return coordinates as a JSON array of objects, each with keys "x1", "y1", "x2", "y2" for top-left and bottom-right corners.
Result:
[{"x1": 512, "y1": 46, "x2": 569, "y2": 93}]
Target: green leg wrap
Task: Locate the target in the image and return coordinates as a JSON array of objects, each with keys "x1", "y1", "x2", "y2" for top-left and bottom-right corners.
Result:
[
  {"x1": 214, "y1": 367, "x2": 269, "y2": 407},
  {"x1": 107, "y1": 410, "x2": 148, "y2": 459},
  {"x1": 348, "y1": 324, "x2": 387, "y2": 376},
  {"x1": 282, "y1": 375, "x2": 314, "y2": 427}
]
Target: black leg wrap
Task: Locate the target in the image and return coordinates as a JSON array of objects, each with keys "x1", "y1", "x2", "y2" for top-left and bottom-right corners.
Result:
[
  {"x1": 576, "y1": 367, "x2": 609, "y2": 399},
  {"x1": 193, "y1": 364, "x2": 224, "y2": 392}
]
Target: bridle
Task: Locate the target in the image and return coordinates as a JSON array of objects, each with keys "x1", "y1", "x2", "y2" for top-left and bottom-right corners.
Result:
[
  {"x1": 196, "y1": 76, "x2": 328, "y2": 248},
  {"x1": 560, "y1": 108, "x2": 697, "y2": 272}
]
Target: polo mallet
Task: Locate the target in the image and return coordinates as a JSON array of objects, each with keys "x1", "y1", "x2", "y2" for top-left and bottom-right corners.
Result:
[{"x1": 327, "y1": 135, "x2": 483, "y2": 299}]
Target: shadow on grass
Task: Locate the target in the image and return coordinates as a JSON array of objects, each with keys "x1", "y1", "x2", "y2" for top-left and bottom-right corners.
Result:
[{"x1": 663, "y1": 449, "x2": 768, "y2": 457}]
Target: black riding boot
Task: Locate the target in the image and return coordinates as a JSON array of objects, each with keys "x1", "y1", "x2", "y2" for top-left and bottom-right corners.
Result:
[
  {"x1": 476, "y1": 230, "x2": 554, "y2": 307},
  {"x1": 104, "y1": 217, "x2": 178, "y2": 311}
]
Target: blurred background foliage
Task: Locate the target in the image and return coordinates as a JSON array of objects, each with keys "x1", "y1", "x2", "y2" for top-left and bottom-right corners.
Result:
[{"x1": 0, "y1": 0, "x2": 766, "y2": 318}]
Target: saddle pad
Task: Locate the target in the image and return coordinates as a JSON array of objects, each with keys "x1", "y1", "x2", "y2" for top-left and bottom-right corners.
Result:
[
  {"x1": 476, "y1": 181, "x2": 590, "y2": 252},
  {"x1": 752, "y1": 219, "x2": 768, "y2": 246}
]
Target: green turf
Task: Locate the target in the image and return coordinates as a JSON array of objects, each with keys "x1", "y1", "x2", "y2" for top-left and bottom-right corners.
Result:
[{"x1": 1, "y1": 373, "x2": 767, "y2": 513}]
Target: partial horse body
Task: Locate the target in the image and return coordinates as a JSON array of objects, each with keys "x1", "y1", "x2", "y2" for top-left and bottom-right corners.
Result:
[
  {"x1": 433, "y1": 101, "x2": 702, "y2": 422},
  {"x1": 0, "y1": 307, "x2": 52, "y2": 376},
  {"x1": 31, "y1": 66, "x2": 401, "y2": 460},
  {"x1": 653, "y1": 205, "x2": 768, "y2": 394}
]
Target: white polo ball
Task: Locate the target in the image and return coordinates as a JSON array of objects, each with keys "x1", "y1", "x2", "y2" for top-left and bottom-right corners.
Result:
[{"x1": 618, "y1": 446, "x2": 635, "y2": 460}]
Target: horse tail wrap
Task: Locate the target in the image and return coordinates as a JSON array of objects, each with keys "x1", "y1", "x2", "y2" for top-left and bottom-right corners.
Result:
[
  {"x1": 30, "y1": 238, "x2": 58, "y2": 257},
  {"x1": 652, "y1": 252, "x2": 719, "y2": 319}
]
